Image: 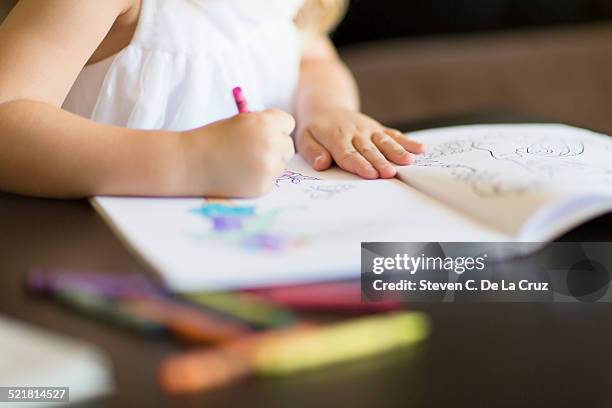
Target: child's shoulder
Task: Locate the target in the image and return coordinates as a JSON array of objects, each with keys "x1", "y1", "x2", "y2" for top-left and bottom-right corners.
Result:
[{"x1": 116, "y1": 0, "x2": 142, "y2": 27}]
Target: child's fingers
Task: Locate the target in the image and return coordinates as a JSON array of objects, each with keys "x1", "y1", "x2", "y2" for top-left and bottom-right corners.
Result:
[
  {"x1": 279, "y1": 133, "x2": 297, "y2": 163},
  {"x1": 261, "y1": 109, "x2": 296, "y2": 135},
  {"x1": 372, "y1": 132, "x2": 415, "y2": 166},
  {"x1": 385, "y1": 129, "x2": 426, "y2": 154},
  {"x1": 319, "y1": 136, "x2": 378, "y2": 179},
  {"x1": 297, "y1": 130, "x2": 333, "y2": 171},
  {"x1": 353, "y1": 137, "x2": 397, "y2": 179}
]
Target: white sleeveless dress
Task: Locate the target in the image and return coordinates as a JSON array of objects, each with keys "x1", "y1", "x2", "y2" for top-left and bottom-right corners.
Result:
[{"x1": 63, "y1": 0, "x2": 304, "y2": 131}]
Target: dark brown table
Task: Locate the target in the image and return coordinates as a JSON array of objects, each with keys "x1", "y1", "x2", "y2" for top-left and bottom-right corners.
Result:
[{"x1": 2, "y1": 113, "x2": 612, "y2": 408}]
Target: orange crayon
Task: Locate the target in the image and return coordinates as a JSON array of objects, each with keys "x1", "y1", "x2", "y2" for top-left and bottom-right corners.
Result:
[
  {"x1": 160, "y1": 312, "x2": 430, "y2": 394},
  {"x1": 121, "y1": 297, "x2": 251, "y2": 343}
]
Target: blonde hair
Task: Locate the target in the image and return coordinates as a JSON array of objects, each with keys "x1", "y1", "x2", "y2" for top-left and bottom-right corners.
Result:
[{"x1": 296, "y1": 0, "x2": 348, "y2": 35}]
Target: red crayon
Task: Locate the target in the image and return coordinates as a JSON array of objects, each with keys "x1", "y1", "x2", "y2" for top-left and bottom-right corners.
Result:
[
  {"x1": 233, "y1": 86, "x2": 250, "y2": 114},
  {"x1": 245, "y1": 282, "x2": 402, "y2": 313}
]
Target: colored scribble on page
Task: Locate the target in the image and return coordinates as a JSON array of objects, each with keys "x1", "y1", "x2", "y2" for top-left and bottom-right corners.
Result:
[
  {"x1": 190, "y1": 200, "x2": 305, "y2": 252},
  {"x1": 188, "y1": 170, "x2": 362, "y2": 253},
  {"x1": 275, "y1": 170, "x2": 320, "y2": 186}
]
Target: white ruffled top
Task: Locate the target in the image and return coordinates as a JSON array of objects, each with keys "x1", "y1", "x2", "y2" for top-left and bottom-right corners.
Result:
[{"x1": 63, "y1": 0, "x2": 304, "y2": 131}]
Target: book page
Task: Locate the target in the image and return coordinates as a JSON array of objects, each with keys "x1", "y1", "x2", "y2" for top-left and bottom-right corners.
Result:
[
  {"x1": 94, "y1": 157, "x2": 504, "y2": 292},
  {"x1": 397, "y1": 124, "x2": 612, "y2": 239}
]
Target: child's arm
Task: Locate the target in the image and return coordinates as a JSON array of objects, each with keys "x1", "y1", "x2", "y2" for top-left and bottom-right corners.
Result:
[
  {"x1": 294, "y1": 35, "x2": 425, "y2": 179},
  {"x1": 0, "y1": 0, "x2": 294, "y2": 198}
]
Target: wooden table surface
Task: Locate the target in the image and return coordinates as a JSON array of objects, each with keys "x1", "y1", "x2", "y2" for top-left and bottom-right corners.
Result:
[{"x1": 2, "y1": 113, "x2": 612, "y2": 407}]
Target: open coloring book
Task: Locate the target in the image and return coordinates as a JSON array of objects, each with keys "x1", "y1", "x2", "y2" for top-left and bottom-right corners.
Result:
[{"x1": 93, "y1": 124, "x2": 612, "y2": 291}]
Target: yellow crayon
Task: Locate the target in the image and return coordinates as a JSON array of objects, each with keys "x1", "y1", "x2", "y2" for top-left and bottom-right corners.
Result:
[
  {"x1": 160, "y1": 312, "x2": 430, "y2": 394},
  {"x1": 255, "y1": 311, "x2": 429, "y2": 375}
]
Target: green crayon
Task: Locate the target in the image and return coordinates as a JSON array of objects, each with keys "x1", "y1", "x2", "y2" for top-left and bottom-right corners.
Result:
[
  {"x1": 55, "y1": 289, "x2": 164, "y2": 332},
  {"x1": 184, "y1": 292, "x2": 296, "y2": 328}
]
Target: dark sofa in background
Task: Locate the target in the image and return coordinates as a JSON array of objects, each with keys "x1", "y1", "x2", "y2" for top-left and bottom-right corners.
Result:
[
  {"x1": 333, "y1": 0, "x2": 612, "y2": 44},
  {"x1": 333, "y1": 0, "x2": 612, "y2": 133},
  {"x1": 339, "y1": 23, "x2": 612, "y2": 132},
  {"x1": 2, "y1": 0, "x2": 612, "y2": 133}
]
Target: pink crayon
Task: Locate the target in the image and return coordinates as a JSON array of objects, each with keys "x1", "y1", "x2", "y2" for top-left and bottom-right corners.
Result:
[
  {"x1": 245, "y1": 282, "x2": 403, "y2": 313},
  {"x1": 233, "y1": 87, "x2": 250, "y2": 114}
]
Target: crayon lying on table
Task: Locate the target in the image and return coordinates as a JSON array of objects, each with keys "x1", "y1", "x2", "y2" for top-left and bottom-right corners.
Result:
[
  {"x1": 28, "y1": 268, "x2": 166, "y2": 298},
  {"x1": 120, "y1": 296, "x2": 252, "y2": 343},
  {"x1": 185, "y1": 292, "x2": 296, "y2": 329},
  {"x1": 28, "y1": 269, "x2": 295, "y2": 330},
  {"x1": 55, "y1": 289, "x2": 166, "y2": 333},
  {"x1": 28, "y1": 270, "x2": 252, "y2": 342},
  {"x1": 245, "y1": 281, "x2": 402, "y2": 312},
  {"x1": 52, "y1": 289, "x2": 251, "y2": 342},
  {"x1": 160, "y1": 312, "x2": 430, "y2": 394}
]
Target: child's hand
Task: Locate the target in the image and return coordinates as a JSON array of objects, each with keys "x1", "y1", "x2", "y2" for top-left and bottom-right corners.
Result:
[
  {"x1": 296, "y1": 108, "x2": 425, "y2": 179},
  {"x1": 180, "y1": 109, "x2": 295, "y2": 197}
]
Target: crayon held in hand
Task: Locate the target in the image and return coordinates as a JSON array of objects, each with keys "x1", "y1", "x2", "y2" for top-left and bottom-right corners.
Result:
[
  {"x1": 233, "y1": 86, "x2": 250, "y2": 114},
  {"x1": 160, "y1": 312, "x2": 430, "y2": 394}
]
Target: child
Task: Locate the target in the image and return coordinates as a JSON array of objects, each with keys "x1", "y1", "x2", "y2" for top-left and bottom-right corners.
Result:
[{"x1": 0, "y1": 0, "x2": 425, "y2": 198}]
